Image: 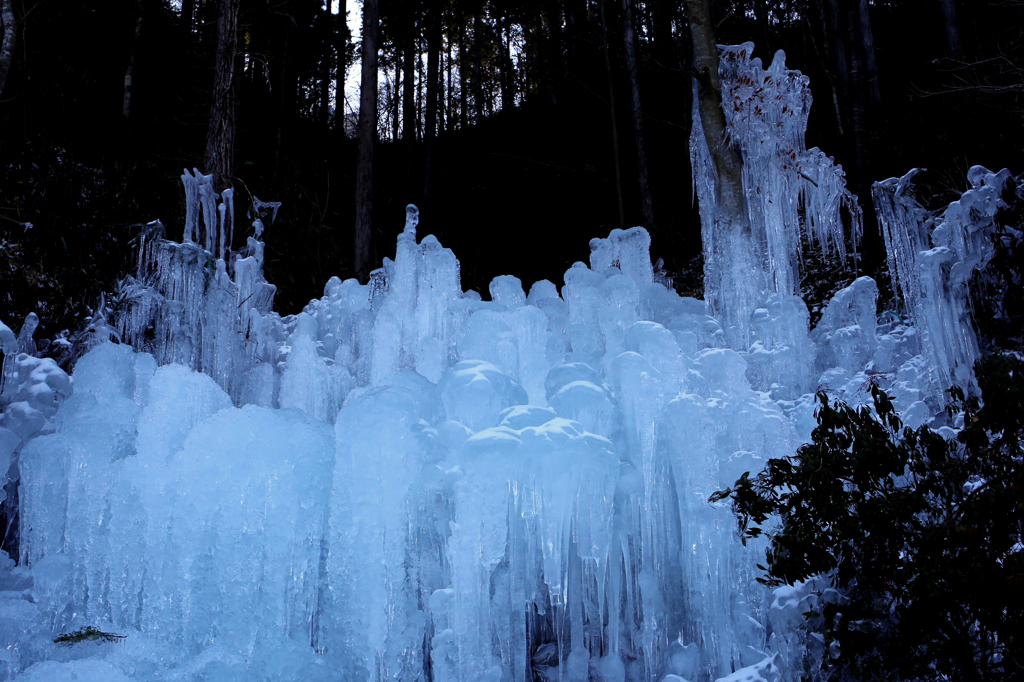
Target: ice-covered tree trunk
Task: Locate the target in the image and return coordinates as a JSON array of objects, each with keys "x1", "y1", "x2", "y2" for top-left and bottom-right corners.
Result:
[
  {"x1": 354, "y1": 0, "x2": 379, "y2": 283},
  {"x1": 0, "y1": 0, "x2": 16, "y2": 100},
  {"x1": 684, "y1": 0, "x2": 766, "y2": 349},
  {"x1": 684, "y1": 0, "x2": 745, "y2": 236},
  {"x1": 842, "y1": 0, "x2": 869, "y2": 195},
  {"x1": 204, "y1": 0, "x2": 241, "y2": 191},
  {"x1": 686, "y1": 15, "x2": 860, "y2": 374}
]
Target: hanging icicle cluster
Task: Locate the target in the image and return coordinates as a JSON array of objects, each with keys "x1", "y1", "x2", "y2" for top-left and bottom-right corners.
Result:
[{"x1": 691, "y1": 42, "x2": 862, "y2": 320}]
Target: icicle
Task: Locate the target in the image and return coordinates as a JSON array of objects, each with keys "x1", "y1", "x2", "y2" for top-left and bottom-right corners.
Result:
[
  {"x1": 181, "y1": 169, "x2": 199, "y2": 243},
  {"x1": 253, "y1": 195, "x2": 282, "y2": 225},
  {"x1": 871, "y1": 167, "x2": 1011, "y2": 393},
  {"x1": 17, "y1": 312, "x2": 39, "y2": 355},
  {"x1": 872, "y1": 168, "x2": 930, "y2": 318},
  {"x1": 404, "y1": 203, "x2": 419, "y2": 237},
  {"x1": 222, "y1": 187, "x2": 235, "y2": 258},
  {"x1": 197, "y1": 169, "x2": 217, "y2": 253},
  {"x1": 218, "y1": 202, "x2": 227, "y2": 262}
]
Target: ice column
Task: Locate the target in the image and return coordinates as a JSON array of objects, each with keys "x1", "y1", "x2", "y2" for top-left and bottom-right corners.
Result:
[
  {"x1": 690, "y1": 43, "x2": 861, "y2": 351},
  {"x1": 120, "y1": 173, "x2": 277, "y2": 401},
  {"x1": 872, "y1": 166, "x2": 1011, "y2": 391},
  {"x1": 369, "y1": 205, "x2": 462, "y2": 385}
]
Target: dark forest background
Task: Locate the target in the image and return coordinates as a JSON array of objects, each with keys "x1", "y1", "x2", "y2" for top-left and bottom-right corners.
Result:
[{"x1": 1, "y1": 0, "x2": 1022, "y2": 339}]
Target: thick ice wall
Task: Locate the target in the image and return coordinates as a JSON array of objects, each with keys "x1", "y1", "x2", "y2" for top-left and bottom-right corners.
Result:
[
  {"x1": 561, "y1": 263, "x2": 609, "y2": 367},
  {"x1": 134, "y1": 363, "x2": 232, "y2": 464},
  {"x1": 545, "y1": 363, "x2": 619, "y2": 439},
  {"x1": 16, "y1": 660, "x2": 132, "y2": 682},
  {"x1": 438, "y1": 360, "x2": 528, "y2": 433},
  {"x1": 12, "y1": 196, "x2": 956, "y2": 682},
  {"x1": 589, "y1": 228, "x2": 655, "y2": 288},
  {"x1": 19, "y1": 344, "x2": 335, "y2": 659},
  {"x1": 305, "y1": 276, "x2": 370, "y2": 361},
  {"x1": 326, "y1": 372, "x2": 444, "y2": 681},
  {"x1": 117, "y1": 405, "x2": 333, "y2": 652},
  {"x1": 280, "y1": 317, "x2": 349, "y2": 422},
  {"x1": 443, "y1": 391, "x2": 618, "y2": 682},
  {"x1": 810, "y1": 276, "x2": 880, "y2": 376},
  {"x1": 741, "y1": 294, "x2": 814, "y2": 399},
  {"x1": 0, "y1": 353, "x2": 71, "y2": 443},
  {"x1": 18, "y1": 344, "x2": 147, "y2": 631},
  {"x1": 457, "y1": 303, "x2": 553, "y2": 407},
  {"x1": 613, "y1": 337, "x2": 795, "y2": 680}
]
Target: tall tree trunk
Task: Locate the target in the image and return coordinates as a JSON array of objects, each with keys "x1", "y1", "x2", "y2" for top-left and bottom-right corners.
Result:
[
  {"x1": 621, "y1": 0, "x2": 655, "y2": 228},
  {"x1": 334, "y1": 9, "x2": 349, "y2": 135},
  {"x1": 319, "y1": 5, "x2": 331, "y2": 127},
  {"x1": 823, "y1": 0, "x2": 850, "y2": 142},
  {"x1": 417, "y1": 51, "x2": 424, "y2": 138},
  {"x1": 858, "y1": 0, "x2": 880, "y2": 106},
  {"x1": 402, "y1": 20, "x2": 416, "y2": 193},
  {"x1": 438, "y1": 63, "x2": 445, "y2": 131},
  {"x1": 0, "y1": 0, "x2": 17, "y2": 100},
  {"x1": 844, "y1": 1, "x2": 868, "y2": 198},
  {"x1": 685, "y1": 0, "x2": 765, "y2": 349},
  {"x1": 393, "y1": 65, "x2": 401, "y2": 140},
  {"x1": 599, "y1": 0, "x2": 625, "y2": 230},
  {"x1": 403, "y1": 24, "x2": 416, "y2": 141},
  {"x1": 424, "y1": 6, "x2": 441, "y2": 223},
  {"x1": 939, "y1": 0, "x2": 962, "y2": 59},
  {"x1": 524, "y1": 11, "x2": 540, "y2": 98},
  {"x1": 459, "y1": 14, "x2": 468, "y2": 128},
  {"x1": 273, "y1": 0, "x2": 297, "y2": 181},
  {"x1": 205, "y1": 0, "x2": 241, "y2": 191},
  {"x1": 446, "y1": 33, "x2": 454, "y2": 128},
  {"x1": 752, "y1": 0, "x2": 770, "y2": 55},
  {"x1": 123, "y1": 8, "x2": 143, "y2": 121},
  {"x1": 496, "y1": 12, "x2": 513, "y2": 113},
  {"x1": 684, "y1": 0, "x2": 745, "y2": 230},
  {"x1": 542, "y1": 0, "x2": 562, "y2": 105},
  {"x1": 472, "y1": 9, "x2": 484, "y2": 122},
  {"x1": 354, "y1": 0, "x2": 379, "y2": 283}
]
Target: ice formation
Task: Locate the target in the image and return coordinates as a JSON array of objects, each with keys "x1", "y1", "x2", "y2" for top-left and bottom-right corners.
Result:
[
  {"x1": 690, "y1": 43, "x2": 861, "y2": 355},
  {"x1": 872, "y1": 165, "x2": 1013, "y2": 394},
  {"x1": 0, "y1": 51, "x2": 1011, "y2": 682},
  {"x1": 2, "y1": 204, "x2": 804, "y2": 681}
]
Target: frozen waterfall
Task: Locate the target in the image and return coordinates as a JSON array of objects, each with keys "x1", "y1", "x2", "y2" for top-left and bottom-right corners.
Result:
[{"x1": 0, "y1": 49, "x2": 1010, "y2": 682}]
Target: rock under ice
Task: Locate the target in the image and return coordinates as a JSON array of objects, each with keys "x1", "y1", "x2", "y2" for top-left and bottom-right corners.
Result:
[{"x1": 0, "y1": 46, "x2": 1012, "y2": 682}]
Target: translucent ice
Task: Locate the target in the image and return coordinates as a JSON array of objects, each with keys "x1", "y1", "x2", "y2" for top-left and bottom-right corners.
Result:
[
  {"x1": 872, "y1": 166, "x2": 1013, "y2": 392},
  {"x1": 690, "y1": 43, "x2": 861, "y2": 349},
  {"x1": 2, "y1": 96, "x2": 997, "y2": 681}
]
